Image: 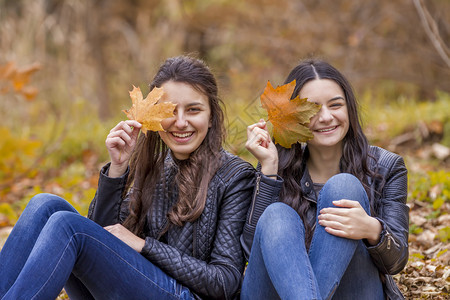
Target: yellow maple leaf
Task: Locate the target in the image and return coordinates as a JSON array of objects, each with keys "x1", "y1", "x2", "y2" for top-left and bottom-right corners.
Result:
[
  {"x1": 260, "y1": 80, "x2": 321, "y2": 148},
  {"x1": 123, "y1": 85, "x2": 176, "y2": 135}
]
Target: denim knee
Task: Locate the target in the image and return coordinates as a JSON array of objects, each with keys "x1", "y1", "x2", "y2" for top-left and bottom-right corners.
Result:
[
  {"x1": 319, "y1": 173, "x2": 370, "y2": 213},
  {"x1": 28, "y1": 193, "x2": 67, "y2": 209},
  {"x1": 22, "y1": 193, "x2": 73, "y2": 218},
  {"x1": 47, "y1": 210, "x2": 79, "y2": 227},
  {"x1": 256, "y1": 202, "x2": 305, "y2": 243}
]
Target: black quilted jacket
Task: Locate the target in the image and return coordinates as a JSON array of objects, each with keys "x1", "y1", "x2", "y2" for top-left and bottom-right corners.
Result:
[
  {"x1": 88, "y1": 150, "x2": 255, "y2": 299},
  {"x1": 241, "y1": 146, "x2": 409, "y2": 299}
]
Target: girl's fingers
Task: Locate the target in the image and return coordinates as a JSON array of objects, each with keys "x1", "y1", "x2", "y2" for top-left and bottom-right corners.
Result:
[
  {"x1": 247, "y1": 120, "x2": 267, "y2": 135},
  {"x1": 248, "y1": 126, "x2": 270, "y2": 143},
  {"x1": 323, "y1": 227, "x2": 348, "y2": 238},
  {"x1": 246, "y1": 131, "x2": 271, "y2": 151},
  {"x1": 107, "y1": 122, "x2": 141, "y2": 150},
  {"x1": 125, "y1": 120, "x2": 142, "y2": 129},
  {"x1": 318, "y1": 212, "x2": 348, "y2": 225},
  {"x1": 319, "y1": 200, "x2": 361, "y2": 215},
  {"x1": 110, "y1": 120, "x2": 142, "y2": 135},
  {"x1": 332, "y1": 199, "x2": 361, "y2": 208},
  {"x1": 106, "y1": 136, "x2": 126, "y2": 147},
  {"x1": 107, "y1": 130, "x2": 132, "y2": 143}
]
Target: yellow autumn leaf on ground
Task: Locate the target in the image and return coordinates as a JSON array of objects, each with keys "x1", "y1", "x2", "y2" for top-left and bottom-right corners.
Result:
[
  {"x1": 260, "y1": 80, "x2": 321, "y2": 148},
  {"x1": 123, "y1": 85, "x2": 176, "y2": 134}
]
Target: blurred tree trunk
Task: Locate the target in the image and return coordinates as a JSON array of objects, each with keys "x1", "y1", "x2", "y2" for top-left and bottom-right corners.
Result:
[{"x1": 86, "y1": 0, "x2": 111, "y2": 120}]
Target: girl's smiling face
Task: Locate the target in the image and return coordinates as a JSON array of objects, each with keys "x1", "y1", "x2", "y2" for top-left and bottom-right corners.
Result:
[
  {"x1": 300, "y1": 79, "x2": 349, "y2": 151},
  {"x1": 158, "y1": 81, "x2": 211, "y2": 160}
]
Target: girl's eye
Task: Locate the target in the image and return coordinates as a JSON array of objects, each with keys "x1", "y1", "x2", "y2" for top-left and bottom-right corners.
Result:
[
  {"x1": 330, "y1": 102, "x2": 344, "y2": 108},
  {"x1": 188, "y1": 107, "x2": 201, "y2": 112}
]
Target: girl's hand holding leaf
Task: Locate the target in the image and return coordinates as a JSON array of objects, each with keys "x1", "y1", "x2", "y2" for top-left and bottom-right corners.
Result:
[
  {"x1": 246, "y1": 119, "x2": 279, "y2": 176},
  {"x1": 106, "y1": 120, "x2": 142, "y2": 177},
  {"x1": 106, "y1": 85, "x2": 175, "y2": 178}
]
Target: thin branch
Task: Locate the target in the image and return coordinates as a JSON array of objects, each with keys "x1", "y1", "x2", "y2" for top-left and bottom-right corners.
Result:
[{"x1": 413, "y1": 0, "x2": 450, "y2": 68}]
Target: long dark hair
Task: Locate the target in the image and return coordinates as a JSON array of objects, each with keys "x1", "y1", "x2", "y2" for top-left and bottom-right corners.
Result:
[
  {"x1": 277, "y1": 59, "x2": 376, "y2": 247},
  {"x1": 123, "y1": 55, "x2": 226, "y2": 236}
]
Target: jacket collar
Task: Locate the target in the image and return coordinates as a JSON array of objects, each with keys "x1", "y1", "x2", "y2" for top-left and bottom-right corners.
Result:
[
  {"x1": 298, "y1": 144, "x2": 347, "y2": 204},
  {"x1": 299, "y1": 146, "x2": 317, "y2": 203}
]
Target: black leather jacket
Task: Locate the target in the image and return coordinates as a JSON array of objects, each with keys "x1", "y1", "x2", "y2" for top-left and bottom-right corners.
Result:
[
  {"x1": 241, "y1": 146, "x2": 409, "y2": 299},
  {"x1": 88, "y1": 150, "x2": 255, "y2": 299}
]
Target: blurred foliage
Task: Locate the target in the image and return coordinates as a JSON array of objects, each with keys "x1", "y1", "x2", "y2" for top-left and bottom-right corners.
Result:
[
  {"x1": 409, "y1": 170, "x2": 449, "y2": 207},
  {"x1": 361, "y1": 91, "x2": 450, "y2": 147},
  {"x1": 0, "y1": 0, "x2": 449, "y2": 120},
  {"x1": 0, "y1": 127, "x2": 42, "y2": 182}
]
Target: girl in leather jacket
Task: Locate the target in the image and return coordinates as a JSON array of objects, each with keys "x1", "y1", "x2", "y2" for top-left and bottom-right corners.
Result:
[
  {"x1": 0, "y1": 56, "x2": 254, "y2": 300},
  {"x1": 240, "y1": 59, "x2": 409, "y2": 300}
]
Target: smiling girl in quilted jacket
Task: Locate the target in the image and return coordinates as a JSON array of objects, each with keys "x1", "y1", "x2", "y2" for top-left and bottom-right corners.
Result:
[{"x1": 0, "y1": 55, "x2": 254, "y2": 300}]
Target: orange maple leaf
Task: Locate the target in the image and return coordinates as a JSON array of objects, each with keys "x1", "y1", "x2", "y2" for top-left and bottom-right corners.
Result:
[
  {"x1": 11, "y1": 63, "x2": 41, "y2": 92},
  {"x1": 260, "y1": 80, "x2": 321, "y2": 148},
  {"x1": 123, "y1": 85, "x2": 176, "y2": 135},
  {"x1": 0, "y1": 62, "x2": 41, "y2": 101}
]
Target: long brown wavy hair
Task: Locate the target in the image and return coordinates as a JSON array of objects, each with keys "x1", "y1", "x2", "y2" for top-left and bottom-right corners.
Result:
[
  {"x1": 122, "y1": 55, "x2": 226, "y2": 237},
  {"x1": 277, "y1": 59, "x2": 378, "y2": 247}
]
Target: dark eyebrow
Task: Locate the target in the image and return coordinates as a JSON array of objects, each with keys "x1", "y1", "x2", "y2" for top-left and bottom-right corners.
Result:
[
  {"x1": 186, "y1": 102, "x2": 206, "y2": 107},
  {"x1": 329, "y1": 96, "x2": 345, "y2": 102}
]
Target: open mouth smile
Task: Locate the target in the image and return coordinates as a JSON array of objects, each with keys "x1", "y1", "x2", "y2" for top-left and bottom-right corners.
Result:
[
  {"x1": 315, "y1": 126, "x2": 338, "y2": 133},
  {"x1": 171, "y1": 132, "x2": 194, "y2": 138}
]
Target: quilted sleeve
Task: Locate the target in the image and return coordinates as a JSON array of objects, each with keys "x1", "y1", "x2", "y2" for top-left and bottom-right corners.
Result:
[
  {"x1": 366, "y1": 154, "x2": 409, "y2": 275},
  {"x1": 140, "y1": 166, "x2": 254, "y2": 299}
]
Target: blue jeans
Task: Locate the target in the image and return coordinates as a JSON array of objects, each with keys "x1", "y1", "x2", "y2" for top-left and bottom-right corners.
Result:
[
  {"x1": 241, "y1": 174, "x2": 384, "y2": 300},
  {"x1": 0, "y1": 193, "x2": 195, "y2": 300}
]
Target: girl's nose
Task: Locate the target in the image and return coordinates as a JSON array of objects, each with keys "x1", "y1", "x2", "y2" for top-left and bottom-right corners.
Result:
[
  {"x1": 318, "y1": 108, "x2": 333, "y2": 123},
  {"x1": 174, "y1": 112, "x2": 188, "y2": 129}
]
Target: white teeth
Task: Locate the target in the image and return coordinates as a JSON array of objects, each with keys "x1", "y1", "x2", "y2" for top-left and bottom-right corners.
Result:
[
  {"x1": 317, "y1": 126, "x2": 336, "y2": 132},
  {"x1": 172, "y1": 132, "x2": 193, "y2": 138}
]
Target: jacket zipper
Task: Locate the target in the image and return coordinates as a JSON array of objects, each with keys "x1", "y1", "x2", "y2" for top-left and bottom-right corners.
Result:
[
  {"x1": 248, "y1": 173, "x2": 261, "y2": 225},
  {"x1": 157, "y1": 218, "x2": 169, "y2": 240},
  {"x1": 385, "y1": 231, "x2": 399, "y2": 250},
  {"x1": 193, "y1": 222, "x2": 197, "y2": 258}
]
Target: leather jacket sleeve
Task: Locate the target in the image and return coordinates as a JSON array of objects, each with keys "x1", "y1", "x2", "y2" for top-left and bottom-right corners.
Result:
[
  {"x1": 240, "y1": 172, "x2": 283, "y2": 260},
  {"x1": 366, "y1": 153, "x2": 409, "y2": 275},
  {"x1": 140, "y1": 167, "x2": 254, "y2": 299},
  {"x1": 87, "y1": 163, "x2": 128, "y2": 226}
]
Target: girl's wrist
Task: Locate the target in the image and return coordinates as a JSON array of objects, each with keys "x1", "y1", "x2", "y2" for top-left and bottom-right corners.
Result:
[
  {"x1": 260, "y1": 159, "x2": 278, "y2": 176},
  {"x1": 366, "y1": 217, "x2": 382, "y2": 245},
  {"x1": 109, "y1": 163, "x2": 128, "y2": 178}
]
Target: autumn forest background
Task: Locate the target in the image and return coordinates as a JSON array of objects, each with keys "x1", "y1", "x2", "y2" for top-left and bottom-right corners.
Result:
[{"x1": 0, "y1": 0, "x2": 449, "y2": 298}]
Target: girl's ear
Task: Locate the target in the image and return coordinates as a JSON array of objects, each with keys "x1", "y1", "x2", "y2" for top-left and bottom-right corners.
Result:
[{"x1": 209, "y1": 118, "x2": 212, "y2": 128}]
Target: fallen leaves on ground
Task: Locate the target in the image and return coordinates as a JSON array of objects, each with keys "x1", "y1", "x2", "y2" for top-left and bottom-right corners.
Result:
[{"x1": 396, "y1": 202, "x2": 449, "y2": 299}]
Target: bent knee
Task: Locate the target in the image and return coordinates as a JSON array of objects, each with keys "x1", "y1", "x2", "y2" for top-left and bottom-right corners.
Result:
[
  {"x1": 256, "y1": 202, "x2": 304, "y2": 238},
  {"x1": 46, "y1": 211, "x2": 83, "y2": 230},
  {"x1": 327, "y1": 173, "x2": 361, "y2": 187},
  {"x1": 29, "y1": 193, "x2": 65, "y2": 206},
  {"x1": 321, "y1": 173, "x2": 369, "y2": 210},
  {"x1": 27, "y1": 193, "x2": 74, "y2": 214}
]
